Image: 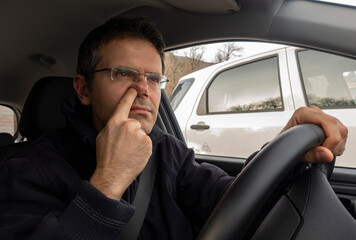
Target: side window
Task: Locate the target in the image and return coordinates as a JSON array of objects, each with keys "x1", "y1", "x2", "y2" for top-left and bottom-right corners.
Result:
[
  {"x1": 0, "y1": 105, "x2": 18, "y2": 136},
  {"x1": 297, "y1": 50, "x2": 356, "y2": 109},
  {"x1": 169, "y1": 78, "x2": 194, "y2": 111},
  {"x1": 206, "y1": 56, "x2": 283, "y2": 114}
]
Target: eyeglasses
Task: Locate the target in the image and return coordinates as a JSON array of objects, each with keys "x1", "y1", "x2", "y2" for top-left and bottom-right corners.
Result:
[{"x1": 89, "y1": 66, "x2": 169, "y2": 89}]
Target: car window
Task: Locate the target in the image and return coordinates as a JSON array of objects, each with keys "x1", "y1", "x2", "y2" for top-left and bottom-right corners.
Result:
[
  {"x1": 0, "y1": 105, "x2": 18, "y2": 136},
  {"x1": 297, "y1": 50, "x2": 356, "y2": 109},
  {"x1": 169, "y1": 78, "x2": 194, "y2": 111},
  {"x1": 206, "y1": 56, "x2": 283, "y2": 114}
]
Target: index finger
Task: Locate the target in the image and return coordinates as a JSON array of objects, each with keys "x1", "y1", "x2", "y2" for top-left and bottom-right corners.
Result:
[{"x1": 112, "y1": 88, "x2": 138, "y2": 119}]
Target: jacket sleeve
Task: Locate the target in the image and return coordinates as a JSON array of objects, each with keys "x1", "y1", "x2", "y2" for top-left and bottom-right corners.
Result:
[{"x1": 0, "y1": 157, "x2": 134, "y2": 240}]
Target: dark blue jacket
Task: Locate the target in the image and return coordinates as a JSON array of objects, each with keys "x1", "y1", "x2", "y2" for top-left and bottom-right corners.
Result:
[{"x1": 0, "y1": 96, "x2": 234, "y2": 239}]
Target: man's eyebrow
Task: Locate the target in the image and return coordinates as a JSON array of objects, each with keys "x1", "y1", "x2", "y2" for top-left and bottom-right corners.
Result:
[
  {"x1": 114, "y1": 65, "x2": 161, "y2": 75},
  {"x1": 113, "y1": 66, "x2": 134, "y2": 71}
]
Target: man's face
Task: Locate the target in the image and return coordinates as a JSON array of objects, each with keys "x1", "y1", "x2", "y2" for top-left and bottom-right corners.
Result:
[{"x1": 89, "y1": 37, "x2": 162, "y2": 134}]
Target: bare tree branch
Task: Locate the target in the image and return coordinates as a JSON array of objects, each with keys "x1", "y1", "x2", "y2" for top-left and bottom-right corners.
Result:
[
  {"x1": 185, "y1": 46, "x2": 206, "y2": 71},
  {"x1": 214, "y1": 43, "x2": 244, "y2": 63}
]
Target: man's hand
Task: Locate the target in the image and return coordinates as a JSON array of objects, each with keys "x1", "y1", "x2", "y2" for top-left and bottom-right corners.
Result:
[
  {"x1": 281, "y1": 106, "x2": 348, "y2": 163},
  {"x1": 90, "y1": 88, "x2": 152, "y2": 200}
]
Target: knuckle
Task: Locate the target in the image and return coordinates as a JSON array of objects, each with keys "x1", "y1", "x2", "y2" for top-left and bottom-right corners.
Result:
[
  {"x1": 310, "y1": 105, "x2": 321, "y2": 111},
  {"x1": 324, "y1": 117, "x2": 339, "y2": 129},
  {"x1": 294, "y1": 106, "x2": 314, "y2": 117},
  {"x1": 329, "y1": 115, "x2": 339, "y2": 123},
  {"x1": 341, "y1": 124, "x2": 349, "y2": 138},
  {"x1": 337, "y1": 147, "x2": 346, "y2": 156},
  {"x1": 332, "y1": 135, "x2": 342, "y2": 146},
  {"x1": 295, "y1": 107, "x2": 307, "y2": 114}
]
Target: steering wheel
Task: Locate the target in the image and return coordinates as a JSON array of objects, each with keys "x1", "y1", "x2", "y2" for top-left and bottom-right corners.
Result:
[{"x1": 197, "y1": 124, "x2": 329, "y2": 239}]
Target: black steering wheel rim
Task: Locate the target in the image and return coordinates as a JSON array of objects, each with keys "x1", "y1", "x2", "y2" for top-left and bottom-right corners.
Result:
[{"x1": 197, "y1": 124, "x2": 325, "y2": 240}]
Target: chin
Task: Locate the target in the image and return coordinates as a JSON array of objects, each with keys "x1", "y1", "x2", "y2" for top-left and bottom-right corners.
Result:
[
  {"x1": 136, "y1": 120, "x2": 154, "y2": 134},
  {"x1": 131, "y1": 114, "x2": 155, "y2": 134}
]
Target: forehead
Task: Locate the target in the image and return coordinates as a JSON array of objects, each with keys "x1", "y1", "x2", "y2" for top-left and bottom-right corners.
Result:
[{"x1": 98, "y1": 37, "x2": 162, "y2": 72}]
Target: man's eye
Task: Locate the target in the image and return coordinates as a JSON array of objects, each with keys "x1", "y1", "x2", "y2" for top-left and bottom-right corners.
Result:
[
  {"x1": 118, "y1": 71, "x2": 129, "y2": 77},
  {"x1": 113, "y1": 69, "x2": 131, "y2": 78},
  {"x1": 119, "y1": 71, "x2": 128, "y2": 77},
  {"x1": 147, "y1": 74, "x2": 160, "y2": 83}
]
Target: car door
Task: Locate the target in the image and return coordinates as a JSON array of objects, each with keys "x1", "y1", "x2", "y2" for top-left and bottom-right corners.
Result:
[
  {"x1": 287, "y1": 47, "x2": 356, "y2": 168},
  {"x1": 184, "y1": 49, "x2": 295, "y2": 159}
]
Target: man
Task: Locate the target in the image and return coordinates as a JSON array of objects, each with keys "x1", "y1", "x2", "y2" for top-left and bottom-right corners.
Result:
[{"x1": 0, "y1": 18, "x2": 347, "y2": 239}]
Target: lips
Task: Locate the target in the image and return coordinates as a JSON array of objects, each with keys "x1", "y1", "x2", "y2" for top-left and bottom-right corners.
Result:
[{"x1": 130, "y1": 105, "x2": 151, "y2": 113}]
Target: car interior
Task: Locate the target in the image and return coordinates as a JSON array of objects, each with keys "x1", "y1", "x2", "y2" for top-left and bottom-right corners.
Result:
[{"x1": 1, "y1": 0, "x2": 356, "y2": 239}]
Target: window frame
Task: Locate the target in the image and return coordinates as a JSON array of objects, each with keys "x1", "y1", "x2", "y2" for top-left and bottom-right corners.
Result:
[{"x1": 0, "y1": 104, "x2": 21, "y2": 139}]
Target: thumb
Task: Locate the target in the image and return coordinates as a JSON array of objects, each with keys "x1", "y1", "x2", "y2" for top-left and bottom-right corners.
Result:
[{"x1": 302, "y1": 146, "x2": 334, "y2": 163}]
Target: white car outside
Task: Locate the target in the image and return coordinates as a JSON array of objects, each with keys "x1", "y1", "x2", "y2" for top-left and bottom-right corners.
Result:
[{"x1": 170, "y1": 45, "x2": 356, "y2": 168}]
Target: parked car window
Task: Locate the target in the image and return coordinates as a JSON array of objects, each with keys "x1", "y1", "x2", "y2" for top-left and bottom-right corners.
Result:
[
  {"x1": 170, "y1": 78, "x2": 194, "y2": 111},
  {"x1": 297, "y1": 50, "x2": 356, "y2": 109},
  {"x1": 206, "y1": 56, "x2": 283, "y2": 114},
  {"x1": 0, "y1": 105, "x2": 18, "y2": 136}
]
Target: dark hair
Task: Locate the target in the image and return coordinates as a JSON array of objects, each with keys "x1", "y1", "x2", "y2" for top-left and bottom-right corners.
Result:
[{"x1": 76, "y1": 17, "x2": 165, "y2": 90}]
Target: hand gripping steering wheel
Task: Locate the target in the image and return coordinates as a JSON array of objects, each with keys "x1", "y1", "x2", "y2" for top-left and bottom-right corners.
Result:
[{"x1": 197, "y1": 124, "x2": 326, "y2": 240}]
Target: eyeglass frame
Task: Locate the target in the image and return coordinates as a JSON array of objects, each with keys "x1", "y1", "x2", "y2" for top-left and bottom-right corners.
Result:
[{"x1": 87, "y1": 66, "x2": 169, "y2": 89}]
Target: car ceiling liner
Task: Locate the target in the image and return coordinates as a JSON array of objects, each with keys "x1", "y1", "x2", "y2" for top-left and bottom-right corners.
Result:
[{"x1": 162, "y1": 0, "x2": 241, "y2": 14}]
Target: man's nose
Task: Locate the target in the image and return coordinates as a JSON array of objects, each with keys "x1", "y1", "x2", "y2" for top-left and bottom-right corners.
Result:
[{"x1": 132, "y1": 74, "x2": 149, "y2": 96}]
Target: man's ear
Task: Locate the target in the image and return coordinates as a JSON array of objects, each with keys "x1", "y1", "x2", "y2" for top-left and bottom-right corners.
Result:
[{"x1": 73, "y1": 74, "x2": 91, "y2": 106}]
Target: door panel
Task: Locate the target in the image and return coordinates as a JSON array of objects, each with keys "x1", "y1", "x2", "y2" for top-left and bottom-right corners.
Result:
[{"x1": 185, "y1": 50, "x2": 295, "y2": 158}]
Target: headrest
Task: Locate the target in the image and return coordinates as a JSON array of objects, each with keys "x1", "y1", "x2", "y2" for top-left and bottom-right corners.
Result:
[
  {"x1": 19, "y1": 76, "x2": 76, "y2": 140},
  {"x1": 0, "y1": 132, "x2": 14, "y2": 147}
]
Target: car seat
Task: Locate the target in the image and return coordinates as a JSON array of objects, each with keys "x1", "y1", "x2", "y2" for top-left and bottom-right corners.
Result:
[
  {"x1": 19, "y1": 76, "x2": 76, "y2": 141},
  {"x1": 0, "y1": 76, "x2": 75, "y2": 161},
  {"x1": 0, "y1": 132, "x2": 14, "y2": 147}
]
